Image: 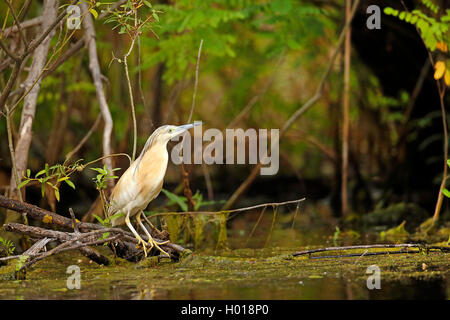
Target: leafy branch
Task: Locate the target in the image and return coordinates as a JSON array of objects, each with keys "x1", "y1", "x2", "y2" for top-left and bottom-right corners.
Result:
[
  {"x1": 17, "y1": 160, "x2": 83, "y2": 201},
  {"x1": 384, "y1": 1, "x2": 450, "y2": 52}
]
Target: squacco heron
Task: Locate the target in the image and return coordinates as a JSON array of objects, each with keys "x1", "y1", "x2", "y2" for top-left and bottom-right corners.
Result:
[{"x1": 108, "y1": 123, "x2": 199, "y2": 257}]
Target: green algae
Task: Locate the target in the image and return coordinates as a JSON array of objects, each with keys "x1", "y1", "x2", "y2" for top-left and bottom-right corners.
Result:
[
  {"x1": 0, "y1": 244, "x2": 448, "y2": 299},
  {"x1": 1, "y1": 216, "x2": 449, "y2": 299}
]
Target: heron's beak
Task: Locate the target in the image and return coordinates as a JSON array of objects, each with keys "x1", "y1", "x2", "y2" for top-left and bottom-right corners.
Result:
[{"x1": 172, "y1": 122, "x2": 202, "y2": 136}]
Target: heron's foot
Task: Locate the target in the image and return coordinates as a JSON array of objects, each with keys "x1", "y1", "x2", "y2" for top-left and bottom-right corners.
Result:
[
  {"x1": 147, "y1": 237, "x2": 170, "y2": 258},
  {"x1": 135, "y1": 235, "x2": 148, "y2": 258}
]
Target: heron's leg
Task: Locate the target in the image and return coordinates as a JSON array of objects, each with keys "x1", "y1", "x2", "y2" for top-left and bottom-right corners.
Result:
[
  {"x1": 136, "y1": 211, "x2": 154, "y2": 249},
  {"x1": 125, "y1": 210, "x2": 148, "y2": 257},
  {"x1": 136, "y1": 211, "x2": 170, "y2": 257},
  {"x1": 140, "y1": 210, "x2": 169, "y2": 245},
  {"x1": 141, "y1": 211, "x2": 160, "y2": 233}
]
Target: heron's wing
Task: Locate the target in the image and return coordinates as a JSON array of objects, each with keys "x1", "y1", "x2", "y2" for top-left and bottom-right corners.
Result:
[{"x1": 108, "y1": 164, "x2": 138, "y2": 212}]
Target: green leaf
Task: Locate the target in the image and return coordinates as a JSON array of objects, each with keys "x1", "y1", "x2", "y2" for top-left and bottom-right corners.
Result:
[
  {"x1": 65, "y1": 179, "x2": 76, "y2": 189},
  {"x1": 161, "y1": 188, "x2": 188, "y2": 212},
  {"x1": 100, "y1": 232, "x2": 110, "y2": 240},
  {"x1": 93, "y1": 214, "x2": 105, "y2": 225},
  {"x1": 91, "y1": 167, "x2": 106, "y2": 174},
  {"x1": 384, "y1": 7, "x2": 394, "y2": 15},
  {"x1": 110, "y1": 212, "x2": 125, "y2": 222},
  {"x1": 36, "y1": 169, "x2": 46, "y2": 177},
  {"x1": 384, "y1": 7, "x2": 399, "y2": 16},
  {"x1": 443, "y1": 188, "x2": 450, "y2": 198},
  {"x1": 90, "y1": 8, "x2": 98, "y2": 19},
  {"x1": 54, "y1": 189, "x2": 60, "y2": 202},
  {"x1": 26, "y1": 169, "x2": 31, "y2": 178},
  {"x1": 405, "y1": 13, "x2": 412, "y2": 23},
  {"x1": 17, "y1": 180, "x2": 30, "y2": 189}
]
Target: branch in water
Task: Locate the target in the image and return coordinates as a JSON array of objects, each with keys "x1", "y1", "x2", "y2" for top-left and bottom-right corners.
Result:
[{"x1": 293, "y1": 243, "x2": 450, "y2": 258}]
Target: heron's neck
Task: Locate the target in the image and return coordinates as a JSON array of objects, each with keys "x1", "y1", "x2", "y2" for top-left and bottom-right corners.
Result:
[{"x1": 142, "y1": 141, "x2": 169, "y2": 164}]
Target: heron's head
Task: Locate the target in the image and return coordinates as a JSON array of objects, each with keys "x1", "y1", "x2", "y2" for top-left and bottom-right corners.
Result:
[
  {"x1": 155, "y1": 123, "x2": 201, "y2": 143},
  {"x1": 140, "y1": 123, "x2": 201, "y2": 157}
]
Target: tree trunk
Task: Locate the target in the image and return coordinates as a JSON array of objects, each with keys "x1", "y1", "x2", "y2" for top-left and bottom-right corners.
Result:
[
  {"x1": 3, "y1": 0, "x2": 58, "y2": 251},
  {"x1": 81, "y1": 2, "x2": 115, "y2": 191},
  {"x1": 8, "y1": 0, "x2": 58, "y2": 200}
]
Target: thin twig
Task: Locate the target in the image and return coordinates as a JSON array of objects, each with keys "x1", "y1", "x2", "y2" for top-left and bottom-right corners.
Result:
[
  {"x1": 137, "y1": 36, "x2": 153, "y2": 130},
  {"x1": 245, "y1": 206, "x2": 267, "y2": 247},
  {"x1": 0, "y1": 37, "x2": 20, "y2": 61},
  {"x1": 227, "y1": 54, "x2": 284, "y2": 128},
  {"x1": 5, "y1": 0, "x2": 28, "y2": 49},
  {"x1": 2, "y1": 17, "x2": 43, "y2": 38},
  {"x1": 123, "y1": 36, "x2": 138, "y2": 161},
  {"x1": 151, "y1": 197, "x2": 306, "y2": 218},
  {"x1": 64, "y1": 113, "x2": 102, "y2": 163},
  {"x1": 187, "y1": 39, "x2": 203, "y2": 123}
]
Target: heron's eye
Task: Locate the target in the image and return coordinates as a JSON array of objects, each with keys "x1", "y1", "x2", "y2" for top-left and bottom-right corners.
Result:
[{"x1": 168, "y1": 128, "x2": 173, "y2": 133}]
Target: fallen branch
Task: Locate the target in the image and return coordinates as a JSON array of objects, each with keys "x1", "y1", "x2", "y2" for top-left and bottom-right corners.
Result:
[
  {"x1": 293, "y1": 243, "x2": 450, "y2": 258},
  {"x1": 0, "y1": 237, "x2": 54, "y2": 263},
  {"x1": 0, "y1": 194, "x2": 101, "y2": 231},
  {"x1": 2, "y1": 223, "x2": 112, "y2": 265},
  {"x1": 309, "y1": 250, "x2": 421, "y2": 259},
  {"x1": 2, "y1": 222, "x2": 185, "y2": 263},
  {"x1": 0, "y1": 194, "x2": 188, "y2": 269}
]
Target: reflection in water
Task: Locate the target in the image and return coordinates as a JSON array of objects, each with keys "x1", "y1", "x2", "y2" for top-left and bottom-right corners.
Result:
[
  {"x1": 2, "y1": 270, "x2": 445, "y2": 300},
  {"x1": 367, "y1": 278, "x2": 447, "y2": 300},
  {"x1": 62, "y1": 277, "x2": 447, "y2": 300}
]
